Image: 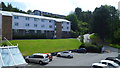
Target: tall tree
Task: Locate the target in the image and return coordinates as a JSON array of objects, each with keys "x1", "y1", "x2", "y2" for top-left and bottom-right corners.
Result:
[
  {"x1": 92, "y1": 5, "x2": 119, "y2": 42},
  {"x1": 1, "y1": 2, "x2": 7, "y2": 11},
  {"x1": 75, "y1": 7, "x2": 82, "y2": 20}
]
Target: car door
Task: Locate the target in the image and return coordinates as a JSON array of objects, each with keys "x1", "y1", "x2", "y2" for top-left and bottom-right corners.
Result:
[
  {"x1": 63, "y1": 52, "x2": 68, "y2": 57},
  {"x1": 28, "y1": 55, "x2": 36, "y2": 63}
]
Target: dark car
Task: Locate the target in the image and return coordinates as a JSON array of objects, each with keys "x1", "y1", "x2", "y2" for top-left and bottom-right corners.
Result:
[
  {"x1": 105, "y1": 57, "x2": 120, "y2": 65},
  {"x1": 76, "y1": 48, "x2": 87, "y2": 53}
]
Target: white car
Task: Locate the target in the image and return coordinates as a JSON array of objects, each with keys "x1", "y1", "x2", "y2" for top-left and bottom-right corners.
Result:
[
  {"x1": 100, "y1": 60, "x2": 119, "y2": 68},
  {"x1": 92, "y1": 63, "x2": 108, "y2": 68},
  {"x1": 25, "y1": 53, "x2": 49, "y2": 64},
  {"x1": 57, "y1": 51, "x2": 73, "y2": 58}
]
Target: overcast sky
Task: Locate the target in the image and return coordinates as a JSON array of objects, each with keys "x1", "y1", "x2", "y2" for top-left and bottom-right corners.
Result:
[{"x1": 1, "y1": 0, "x2": 120, "y2": 15}]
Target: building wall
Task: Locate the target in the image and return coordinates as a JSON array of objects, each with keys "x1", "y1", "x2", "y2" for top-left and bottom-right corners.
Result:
[
  {"x1": 12, "y1": 29, "x2": 54, "y2": 39},
  {"x1": 0, "y1": 14, "x2": 2, "y2": 37},
  {"x1": 2, "y1": 15, "x2": 12, "y2": 40},
  {"x1": 56, "y1": 22, "x2": 62, "y2": 39},
  {"x1": 0, "y1": 11, "x2": 71, "y2": 39},
  {"x1": 62, "y1": 22, "x2": 71, "y2": 31},
  {"x1": 12, "y1": 15, "x2": 55, "y2": 31}
]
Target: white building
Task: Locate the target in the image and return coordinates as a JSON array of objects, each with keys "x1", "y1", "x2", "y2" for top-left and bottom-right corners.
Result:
[{"x1": 0, "y1": 11, "x2": 71, "y2": 39}]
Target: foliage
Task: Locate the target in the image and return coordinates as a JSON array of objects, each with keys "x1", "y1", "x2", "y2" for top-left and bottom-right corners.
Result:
[
  {"x1": 79, "y1": 43, "x2": 102, "y2": 53},
  {"x1": 90, "y1": 34, "x2": 102, "y2": 45},
  {"x1": 109, "y1": 44, "x2": 120, "y2": 49},
  {"x1": 92, "y1": 5, "x2": 120, "y2": 43},
  {"x1": 9, "y1": 39, "x2": 81, "y2": 56},
  {"x1": 0, "y1": 2, "x2": 26, "y2": 13}
]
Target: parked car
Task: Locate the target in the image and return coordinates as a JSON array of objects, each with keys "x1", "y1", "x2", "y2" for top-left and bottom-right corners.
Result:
[
  {"x1": 44, "y1": 53, "x2": 53, "y2": 61},
  {"x1": 100, "y1": 60, "x2": 119, "y2": 68},
  {"x1": 57, "y1": 51, "x2": 73, "y2": 58},
  {"x1": 92, "y1": 63, "x2": 108, "y2": 68},
  {"x1": 117, "y1": 54, "x2": 120, "y2": 59},
  {"x1": 25, "y1": 53, "x2": 49, "y2": 64},
  {"x1": 76, "y1": 48, "x2": 87, "y2": 53},
  {"x1": 105, "y1": 57, "x2": 120, "y2": 65}
]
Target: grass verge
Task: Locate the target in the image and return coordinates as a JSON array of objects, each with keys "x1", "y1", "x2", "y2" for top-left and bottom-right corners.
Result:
[{"x1": 7, "y1": 39, "x2": 81, "y2": 56}]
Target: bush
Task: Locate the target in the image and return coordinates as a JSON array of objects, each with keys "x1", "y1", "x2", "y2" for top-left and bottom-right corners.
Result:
[{"x1": 79, "y1": 43, "x2": 102, "y2": 53}]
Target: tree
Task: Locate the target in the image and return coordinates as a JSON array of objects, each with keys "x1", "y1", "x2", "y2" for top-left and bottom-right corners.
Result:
[
  {"x1": 1, "y1": 2, "x2": 7, "y2": 11},
  {"x1": 75, "y1": 7, "x2": 82, "y2": 20},
  {"x1": 92, "y1": 5, "x2": 111, "y2": 40},
  {"x1": 66, "y1": 13, "x2": 79, "y2": 32},
  {"x1": 27, "y1": 10, "x2": 32, "y2": 14},
  {"x1": 92, "y1": 5, "x2": 119, "y2": 43}
]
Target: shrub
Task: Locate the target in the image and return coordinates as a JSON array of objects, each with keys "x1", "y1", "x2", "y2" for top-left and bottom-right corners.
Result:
[{"x1": 79, "y1": 43, "x2": 102, "y2": 53}]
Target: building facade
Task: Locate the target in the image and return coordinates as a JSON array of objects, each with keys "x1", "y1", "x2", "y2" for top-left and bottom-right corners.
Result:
[{"x1": 0, "y1": 11, "x2": 71, "y2": 40}]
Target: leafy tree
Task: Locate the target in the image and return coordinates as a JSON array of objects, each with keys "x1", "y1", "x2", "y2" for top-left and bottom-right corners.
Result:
[
  {"x1": 1, "y1": 2, "x2": 7, "y2": 11},
  {"x1": 75, "y1": 7, "x2": 82, "y2": 20},
  {"x1": 66, "y1": 13, "x2": 79, "y2": 31},
  {"x1": 92, "y1": 5, "x2": 111, "y2": 40},
  {"x1": 27, "y1": 10, "x2": 32, "y2": 14}
]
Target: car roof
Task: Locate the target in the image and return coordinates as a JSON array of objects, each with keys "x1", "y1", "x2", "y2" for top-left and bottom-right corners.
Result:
[
  {"x1": 33, "y1": 53, "x2": 47, "y2": 56},
  {"x1": 101, "y1": 60, "x2": 119, "y2": 66},
  {"x1": 92, "y1": 63, "x2": 107, "y2": 67}
]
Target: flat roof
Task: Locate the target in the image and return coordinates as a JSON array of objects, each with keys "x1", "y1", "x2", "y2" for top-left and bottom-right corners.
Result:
[{"x1": 0, "y1": 11, "x2": 70, "y2": 23}]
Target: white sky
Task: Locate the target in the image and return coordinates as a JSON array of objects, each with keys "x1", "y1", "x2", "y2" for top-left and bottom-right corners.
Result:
[{"x1": 1, "y1": 0, "x2": 120, "y2": 15}]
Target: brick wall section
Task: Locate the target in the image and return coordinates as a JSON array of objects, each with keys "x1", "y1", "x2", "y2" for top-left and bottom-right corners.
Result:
[
  {"x1": 56, "y1": 22, "x2": 62, "y2": 39},
  {"x1": 2, "y1": 16, "x2": 12, "y2": 40}
]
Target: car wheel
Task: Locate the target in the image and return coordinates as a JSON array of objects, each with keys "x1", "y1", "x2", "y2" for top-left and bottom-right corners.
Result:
[
  {"x1": 39, "y1": 61, "x2": 43, "y2": 65},
  {"x1": 67, "y1": 55, "x2": 71, "y2": 58},
  {"x1": 50, "y1": 59, "x2": 52, "y2": 61},
  {"x1": 25, "y1": 59, "x2": 29, "y2": 63},
  {"x1": 57, "y1": 54, "x2": 61, "y2": 57}
]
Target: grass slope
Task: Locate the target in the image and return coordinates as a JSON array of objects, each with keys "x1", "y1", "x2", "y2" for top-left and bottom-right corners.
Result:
[{"x1": 9, "y1": 39, "x2": 80, "y2": 56}]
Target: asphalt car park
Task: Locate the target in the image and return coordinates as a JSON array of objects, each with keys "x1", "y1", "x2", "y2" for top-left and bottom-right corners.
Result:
[{"x1": 27, "y1": 52, "x2": 118, "y2": 66}]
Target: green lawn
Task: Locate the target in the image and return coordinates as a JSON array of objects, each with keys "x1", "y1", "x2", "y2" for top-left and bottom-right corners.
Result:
[{"x1": 8, "y1": 39, "x2": 81, "y2": 56}]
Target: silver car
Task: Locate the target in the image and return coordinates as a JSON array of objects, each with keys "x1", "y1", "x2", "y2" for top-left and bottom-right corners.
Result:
[
  {"x1": 57, "y1": 51, "x2": 73, "y2": 58},
  {"x1": 25, "y1": 53, "x2": 49, "y2": 64}
]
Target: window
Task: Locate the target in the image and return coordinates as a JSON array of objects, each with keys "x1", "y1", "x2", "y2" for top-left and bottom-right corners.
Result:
[
  {"x1": 25, "y1": 23, "x2": 30, "y2": 27},
  {"x1": 41, "y1": 30, "x2": 44, "y2": 33},
  {"x1": 14, "y1": 29, "x2": 19, "y2": 33},
  {"x1": 34, "y1": 30, "x2": 37, "y2": 33},
  {"x1": 41, "y1": 25, "x2": 45, "y2": 28},
  {"x1": 67, "y1": 22, "x2": 69, "y2": 24},
  {"x1": 67, "y1": 27, "x2": 69, "y2": 29},
  {"x1": 14, "y1": 16, "x2": 19, "y2": 19},
  {"x1": 41, "y1": 19, "x2": 45, "y2": 22},
  {"x1": 14, "y1": 22, "x2": 19, "y2": 26},
  {"x1": 26, "y1": 30, "x2": 29, "y2": 33},
  {"x1": 25, "y1": 17, "x2": 29, "y2": 20},
  {"x1": 49, "y1": 20, "x2": 52, "y2": 22},
  {"x1": 34, "y1": 24, "x2": 37, "y2": 27},
  {"x1": 49, "y1": 25, "x2": 52, "y2": 28},
  {"x1": 34, "y1": 18, "x2": 39, "y2": 21}
]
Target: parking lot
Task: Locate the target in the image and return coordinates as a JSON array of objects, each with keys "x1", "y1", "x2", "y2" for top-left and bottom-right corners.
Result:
[
  {"x1": 46, "y1": 52, "x2": 118, "y2": 66},
  {"x1": 27, "y1": 52, "x2": 118, "y2": 67}
]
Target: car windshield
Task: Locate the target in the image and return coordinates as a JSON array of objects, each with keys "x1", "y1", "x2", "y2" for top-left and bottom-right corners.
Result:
[
  {"x1": 46, "y1": 55, "x2": 49, "y2": 58},
  {"x1": 63, "y1": 52, "x2": 69, "y2": 53},
  {"x1": 32, "y1": 55, "x2": 44, "y2": 58}
]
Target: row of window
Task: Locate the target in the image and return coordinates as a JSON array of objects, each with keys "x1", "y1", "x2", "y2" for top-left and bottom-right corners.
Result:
[
  {"x1": 14, "y1": 22, "x2": 69, "y2": 29},
  {"x1": 14, "y1": 16, "x2": 70, "y2": 24},
  {"x1": 14, "y1": 16, "x2": 54, "y2": 23},
  {"x1": 14, "y1": 22, "x2": 53, "y2": 28}
]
